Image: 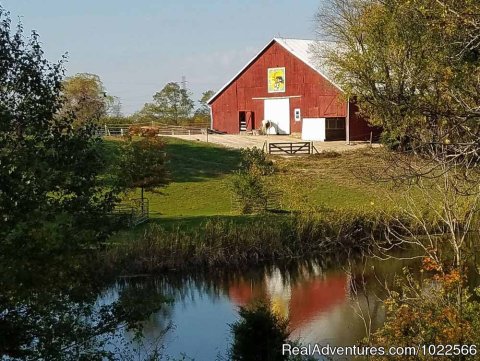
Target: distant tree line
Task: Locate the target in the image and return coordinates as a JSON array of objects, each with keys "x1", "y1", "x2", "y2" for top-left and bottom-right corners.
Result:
[
  {"x1": 135, "y1": 83, "x2": 214, "y2": 126},
  {"x1": 62, "y1": 73, "x2": 215, "y2": 127}
]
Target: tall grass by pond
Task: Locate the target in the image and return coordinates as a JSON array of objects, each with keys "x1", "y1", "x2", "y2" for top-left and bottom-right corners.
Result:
[{"x1": 104, "y1": 210, "x2": 401, "y2": 274}]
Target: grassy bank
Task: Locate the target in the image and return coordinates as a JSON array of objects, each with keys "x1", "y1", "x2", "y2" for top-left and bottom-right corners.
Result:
[{"x1": 104, "y1": 210, "x2": 390, "y2": 274}]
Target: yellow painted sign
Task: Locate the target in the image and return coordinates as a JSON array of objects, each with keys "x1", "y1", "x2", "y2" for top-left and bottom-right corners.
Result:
[{"x1": 268, "y1": 67, "x2": 286, "y2": 93}]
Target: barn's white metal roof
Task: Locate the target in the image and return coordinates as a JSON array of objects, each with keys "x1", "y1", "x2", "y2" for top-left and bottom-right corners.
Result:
[
  {"x1": 207, "y1": 38, "x2": 341, "y2": 105},
  {"x1": 274, "y1": 38, "x2": 338, "y2": 83}
]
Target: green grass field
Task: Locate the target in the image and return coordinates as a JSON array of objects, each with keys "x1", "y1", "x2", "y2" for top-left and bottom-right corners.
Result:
[{"x1": 105, "y1": 137, "x2": 401, "y2": 227}]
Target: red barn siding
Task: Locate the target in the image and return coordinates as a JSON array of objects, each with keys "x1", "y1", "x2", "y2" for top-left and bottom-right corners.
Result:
[
  {"x1": 210, "y1": 39, "x2": 377, "y2": 141},
  {"x1": 348, "y1": 102, "x2": 382, "y2": 141},
  {"x1": 211, "y1": 41, "x2": 346, "y2": 134}
]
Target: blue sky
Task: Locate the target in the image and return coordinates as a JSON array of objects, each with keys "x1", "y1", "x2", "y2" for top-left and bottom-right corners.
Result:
[{"x1": 1, "y1": 0, "x2": 322, "y2": 114}]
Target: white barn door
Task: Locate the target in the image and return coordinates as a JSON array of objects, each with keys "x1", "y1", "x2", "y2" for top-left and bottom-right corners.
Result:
[
  {"x1": 264, "y1": 98, "x2": 290, "y2": 134},
  {"x1": 302, "y1": 118, "x2": 326, "y2": 141}
]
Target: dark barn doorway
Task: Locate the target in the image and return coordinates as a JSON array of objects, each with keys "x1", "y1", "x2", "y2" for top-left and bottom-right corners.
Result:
[
  {"x1": 239, "y1": 111, "x2": 247, "y2": 131},
  {"x1": 325, "y1": 117, "x2": 346, "y2": 141},
  {"x1": 239, "y1": 111, "x2": 255, "y2": 132}
]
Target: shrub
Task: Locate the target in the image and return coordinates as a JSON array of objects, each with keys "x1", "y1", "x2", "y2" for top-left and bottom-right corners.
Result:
[
  {"x1": 239, "y1": 147, "x2": 275, "y2": 175},
  {"x1": 230, "y1": 147, "x2": 275, "y2": 214},
  {"x1": 317, "y1": 150, "x2": 341, "y2": 158},
  {"x1": 369, "y1": 264, "x2": 480, "y2": 361},
  {"x1": 230, "y1": 170, "x2": 268, "y2": 214}
]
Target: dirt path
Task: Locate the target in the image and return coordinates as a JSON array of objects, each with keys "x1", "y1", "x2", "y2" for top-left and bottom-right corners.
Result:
[{"x1": 164, "y1": 133, "x2": 378, "y2": 152}]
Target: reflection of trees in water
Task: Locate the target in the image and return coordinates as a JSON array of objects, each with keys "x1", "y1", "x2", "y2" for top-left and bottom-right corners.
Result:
[
  {"x1": 1, "y1": 253, "x2": 171, "y2": 360},
  {"x1": 5, "y1": 243, "x2": 476, "y2": 359},
  {"x1": 347, "y1": 253, "x2": 424, "y2": 332},
  {"x1": 112, "y1": 278, "x2": 175, "y2": 343},
  {"x1": 112, "y1": 255, "x2": 350, "y2": 309},
  {"x1": 113, "y1": 253, "x2": 352, "y2": 304},
  {"x1": 348, "y1": 251, "x2": 422, "y2": 298},
  {"x1": 347, "y1": 242, "x2": 480, "y2": 300}
]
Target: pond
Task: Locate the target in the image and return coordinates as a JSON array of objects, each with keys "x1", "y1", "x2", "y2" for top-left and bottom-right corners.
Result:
[{"x1": 100, "y1": 254, "x2": 421, "y2": 360}]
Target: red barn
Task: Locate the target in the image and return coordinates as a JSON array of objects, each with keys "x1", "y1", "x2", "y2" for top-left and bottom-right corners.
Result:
[{"x1": 208, "y1": 38, "x2": 379, "y2": 142}]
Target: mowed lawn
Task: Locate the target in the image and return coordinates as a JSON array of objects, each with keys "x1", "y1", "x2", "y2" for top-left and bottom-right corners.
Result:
[
  {"x1": 147, "y1": 138, "x2": 240, "y2": 217},
  {"x1": 106, "y1": 137, "x2": 240, "y2": 218},
  {"x1": 105, "y1": 136, "x2": 400, "y2": 222},
  {"x1": 272, "y1": 151, "x2": 397, "y2": 211}
]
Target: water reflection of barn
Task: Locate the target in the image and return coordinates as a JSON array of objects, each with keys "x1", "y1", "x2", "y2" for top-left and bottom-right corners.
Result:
[
  {"x1": 228, "y1": 268, "x2": 347, "y2": 330},
  {"x1": 228, "y1": 267, "x2": 386, "y2": 346}
]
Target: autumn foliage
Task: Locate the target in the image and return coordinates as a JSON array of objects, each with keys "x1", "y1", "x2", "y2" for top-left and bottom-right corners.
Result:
[{"x1": 370, "y1": 259, "x2": 480, "y2": 360}]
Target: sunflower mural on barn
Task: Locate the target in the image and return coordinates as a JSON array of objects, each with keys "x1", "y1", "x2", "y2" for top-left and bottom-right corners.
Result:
[{"x1": 267, "y1": 67, "x2": 286, "y2": 93}]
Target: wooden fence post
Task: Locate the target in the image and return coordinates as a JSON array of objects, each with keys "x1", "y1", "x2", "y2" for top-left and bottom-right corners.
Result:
[{"x1": 370, "y1": 131, "x2": 373, "y2": 147}]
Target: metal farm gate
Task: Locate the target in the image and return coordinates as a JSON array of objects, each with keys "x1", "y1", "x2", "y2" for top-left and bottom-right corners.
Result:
[{"x1": 267, "y1": 142, "x2": 313, "y2": 155}]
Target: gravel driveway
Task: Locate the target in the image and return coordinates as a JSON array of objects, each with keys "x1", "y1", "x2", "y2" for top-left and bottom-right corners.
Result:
[{"x1": 165, "y1": 133, "x2": 377, "y2": 153}]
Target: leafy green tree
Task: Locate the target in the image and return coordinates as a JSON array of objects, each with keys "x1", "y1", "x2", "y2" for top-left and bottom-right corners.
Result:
[
  {"x1": 0, "y1": 9, "x2": 160, "y2": 359},
  {"x1": 318, "y1": 1, "x2": 480, "y2": 353},
  {"x1": 197, "y1": 89, "x2": 215, "y2": 115},
  {"x1": 118, "y1": 137, "x2": 170, "y2": 203},
  {"x1": 107, "y1": 94, "x2": 122, "y2": 117},
  {"x1": 193, "y1": 89, "x2": 215, "y2": 124},
  {"x1": 62, "y1": 72, "x2": 113, "y2": 126},
  {"x1": 230, "y1": 170, "x2": 268, "y2": 214},
  {"x1": 130, "y1": 108, "x2": 158, "y2": 124},
  {"x1": 101, "y1": 114, "x2": 135, "y2": 125},
  {"x1": 317, "y1": 0, "x2": 480, "y2": 149},
  {"x1": 141, "y1": 82, "x2": 194, "y2": 124},
  {"x1": 0, "y1": 14, "x2": 117, "y2": 257}
]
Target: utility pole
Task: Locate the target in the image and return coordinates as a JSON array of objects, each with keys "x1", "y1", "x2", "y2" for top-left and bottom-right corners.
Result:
[{"x1": 181, "y1": 75, "x2": 187, "y2": 91}]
